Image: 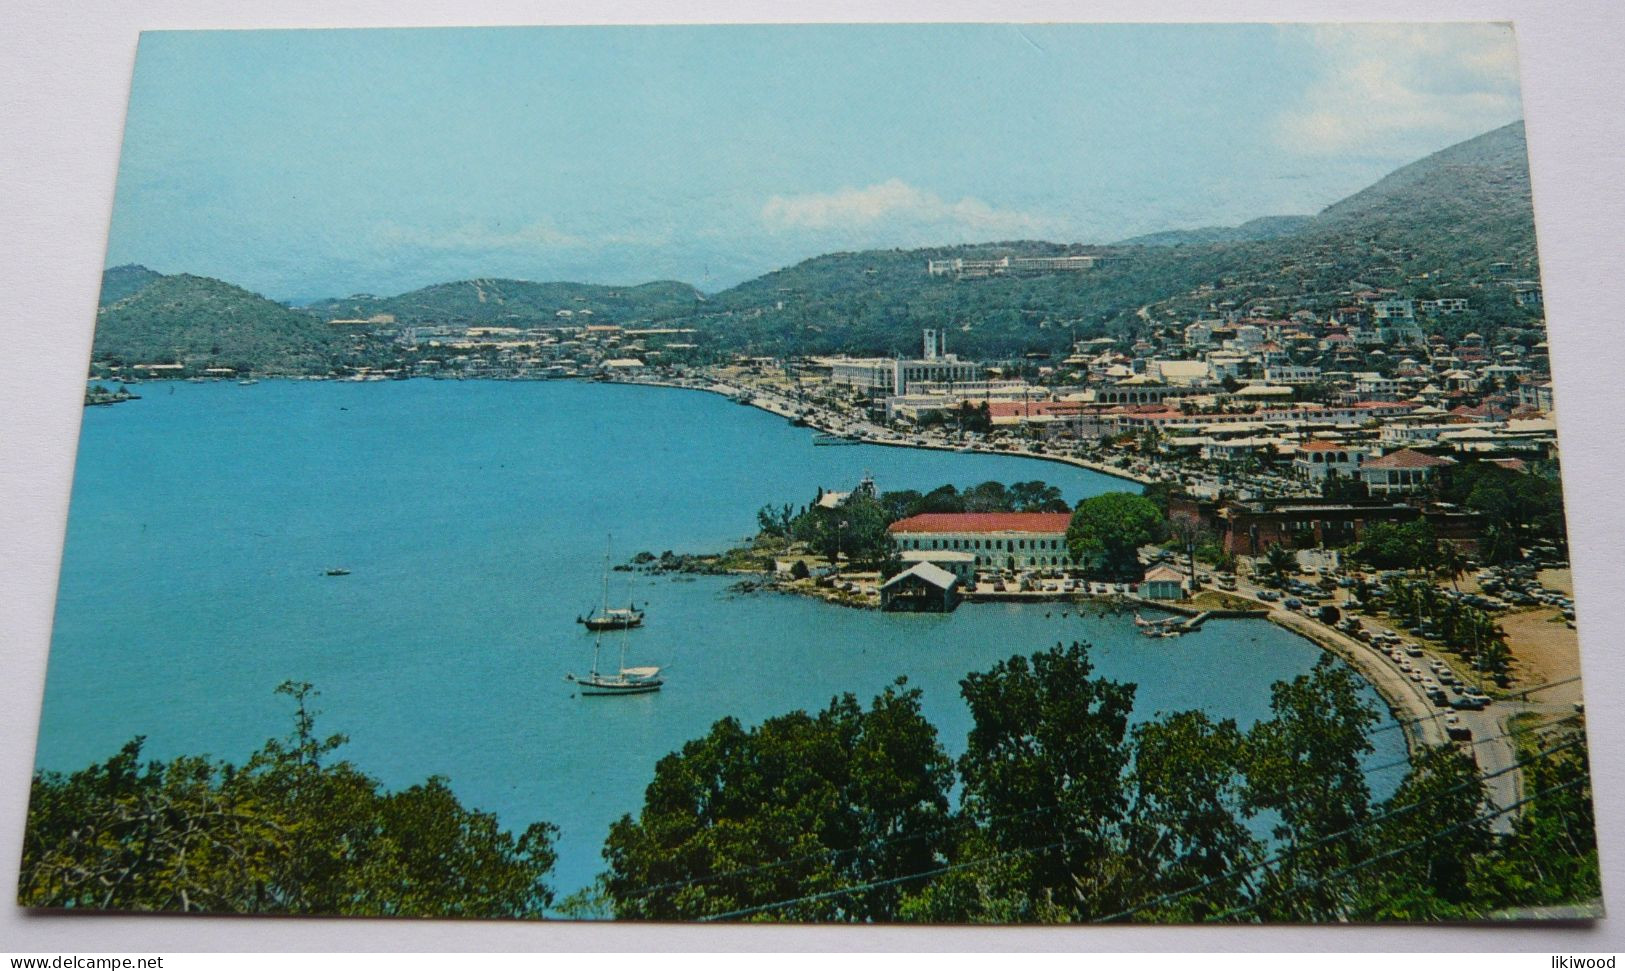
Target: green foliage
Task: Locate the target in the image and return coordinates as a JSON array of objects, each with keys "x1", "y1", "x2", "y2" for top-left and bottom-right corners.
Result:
[
  {"x1": 1434, "y1": 460, "x2": 1567, "y2": 554},
  {"x1": 19, "y1": 682, "x2": 557, "y2": 917},
  {"x1": 97, "y1": 264, "x2": 164, "y2": 306},
  {"x1": 1351, "y1": 746, "x2": 1493, "y2": 919},
  {"x1": 1067, "y1": 492, "x2": 1165, "y2": 579},
  {"x1": 1260, "y1": 544, "x2": 1299, "y2": 585},
  {"x1": 1121, "y1": 712, "x2": 1259, "y2": 920},
  {"x1": 306, "y1": 278, "x2": 704, "y2": 327},
  {"x1": 601, "y1": 679, "x2": 954, "y2": 921},
  {"x1": 945, "y1": 641, "x2": 1138, "y2": 920},
  {"x1": 590, "y1": 640, "x2": 1598, "y2": 924},
  {"x1": 1352, "y1": 520, "x2": 1438, "y2": 571},
  {"x1": 92, "y1": 274, "x2": 349, "y2": 375},
  {"x1": 1239, "y1": 657, "x2": 1379, "y2": 920},
  {"x1": 791, "y1": 495, "x2": 895, "y2": 567}
]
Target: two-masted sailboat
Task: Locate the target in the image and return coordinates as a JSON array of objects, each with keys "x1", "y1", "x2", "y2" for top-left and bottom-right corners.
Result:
[
  {"x1": 566, "y1": 628, "x2": 664, "y2": 696},
  {"x1": 567, "y1": 540, "x2": 662, "y2": 695},
  {"x1": 576, "y1": 547, "x2": 645, "y2": 631}
]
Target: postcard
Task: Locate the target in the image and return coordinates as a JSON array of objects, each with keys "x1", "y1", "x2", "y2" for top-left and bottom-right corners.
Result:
[{"x1": 20, "y1": 23, "x2": 1600, "y2": 923}]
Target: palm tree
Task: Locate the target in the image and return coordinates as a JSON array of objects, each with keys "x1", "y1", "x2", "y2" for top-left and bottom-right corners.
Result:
[
  {"x1": 1433, "y1": 542, "x2": 1469, "y2": 593},
  {"x1": 1261, "y1": 544, "x2": 1297, "y2": 586}
]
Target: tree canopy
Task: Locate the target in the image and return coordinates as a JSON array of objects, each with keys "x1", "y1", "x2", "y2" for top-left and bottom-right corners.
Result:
[
  {"x1": 1066, "y1": 492, "x2": 1165, "y2": 579},
  {"x1": 20, "y1": 682, "x2": 558, "y2": 917},
  {"x1": 600, "y1": 679, "x2": 954, "y2": 921}
]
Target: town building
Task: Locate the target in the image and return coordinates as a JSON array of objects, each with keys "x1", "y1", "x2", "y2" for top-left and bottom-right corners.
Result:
[
  {"x1": 823, "y1": 330, "x2": 981, "y2": 396},
  {"x1": 1137, "y1": 565, "x2": 1188, "y2": 600},
  {"x1": 1358, "y1": 448, "x2": 1456, "y2": 495},
  {"x1": 926, "y1": 255, "x2": 1100, "y2": 278},
  {"x1": 887, "y1": 512, "x2": 1076, "y2": 571},
  {"x1": 1262, "y1": 364, "x2": 1322, "y2": 386},
  {"x1": 880, "y1": 562, "x2": 961, "y2": 612},
  {"x1": 1291, "y1": 440, "x2": 1373, "y2": 483}
]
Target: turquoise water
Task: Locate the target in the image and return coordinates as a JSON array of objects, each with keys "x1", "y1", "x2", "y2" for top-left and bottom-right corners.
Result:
[{"x1": 37, "y1": 379, "x2": 1406, "y2": 898}]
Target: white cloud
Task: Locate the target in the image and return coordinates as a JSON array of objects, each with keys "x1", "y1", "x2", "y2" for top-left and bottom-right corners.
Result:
[
  {"x1": 761, "y1": 179, "x2": 1054, "y2": 239},
  {"x1": 1277, "y1": 23, "x2": 1523, "y2": 156}
]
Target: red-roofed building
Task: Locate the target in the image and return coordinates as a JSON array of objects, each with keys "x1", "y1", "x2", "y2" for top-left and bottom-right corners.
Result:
[
  {"x1": 1359, "y1": 449, "x2": 1455, "y2": 495},
  {"x1": 888, "y1": 512, "x2": 1076, "y2": 571}
]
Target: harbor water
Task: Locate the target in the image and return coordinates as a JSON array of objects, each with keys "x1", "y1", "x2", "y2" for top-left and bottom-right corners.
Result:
[{"x1": 35, "y1": 379, "x2": 1406, "y2": 898}]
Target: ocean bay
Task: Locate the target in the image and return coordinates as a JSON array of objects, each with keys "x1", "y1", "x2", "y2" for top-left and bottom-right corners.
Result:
[{"x1": 37, "y1": 379, "x2": 1406, "y2": 898}]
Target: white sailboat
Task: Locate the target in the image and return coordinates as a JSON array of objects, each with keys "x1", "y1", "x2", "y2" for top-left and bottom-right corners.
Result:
[{"x1": 567, "y1": 627, "x2": 664, "y2": 696}]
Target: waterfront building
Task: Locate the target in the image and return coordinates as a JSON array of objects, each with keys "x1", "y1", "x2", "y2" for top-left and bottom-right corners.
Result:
[
  {"x1": 1137, "y1": 565, "x2": 1188, "y2": 600},
  {"x1": 879, "y1": 562, "x2": 961, "y2": 612},
  {"x1": 887, "y1": 512, "x2": 1076, "y2": 571},
  {"x1": 826, "y1": 357, "x2": 898, "y2": 394},
  {"x1": 898, "y1": 549, "x2": 977, "y2": 583},
  {"x1": 822, "y1": 330, "x2": 982, "y2": 396}
]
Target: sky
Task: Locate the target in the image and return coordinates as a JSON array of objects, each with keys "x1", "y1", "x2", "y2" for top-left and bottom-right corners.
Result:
[{"x1": 103, "y1": 23, "x2": 1526, "y2": 301}]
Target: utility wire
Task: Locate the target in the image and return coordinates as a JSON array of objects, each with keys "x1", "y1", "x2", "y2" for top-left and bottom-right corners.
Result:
[
  {"x1": 1091, "y1": 735, "x2": 1580, "y2": 922},
  {"x1": 681, "y1": 736, "x2": 1584, "y2": 923},
  {"x1": 1209, "y1": 776, "x2": 1589, "y2": 922},
  {"x1": 607, "y1": 714, "x2": 1582, "y2": 908}
]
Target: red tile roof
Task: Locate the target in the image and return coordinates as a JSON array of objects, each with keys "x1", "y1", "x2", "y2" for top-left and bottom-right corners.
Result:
[
  {"x1": 1363, "y1": 449, "x2": 1454, "y2": 470},
  {"x1": 888, "y1": 512, "x2": 1074, "y2": 535},
  {"x1": 1296, "y1": 440, "x2": 1350, "y2": 452}
]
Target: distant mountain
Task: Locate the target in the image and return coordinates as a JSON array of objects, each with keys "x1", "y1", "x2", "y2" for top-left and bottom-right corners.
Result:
[
  {"x1": 1305, "y1": 121, "x2": 1538, "y2": 275},
  {"x1": 305, "y1": 277, "x2": 705, "y2": 327},
  {"x1": 96, "y1": 121, "x2": 1540, "y2": 370},
  {"x1": 1115, "y1": 215, "x2": 1314, "y2": 248},
  {"x1": 98, "y1": 264, "x2": 164, "y2": 305},
  {"x1": 670, "y1": 121, "x2": 1539, "y2": 355},
  {"x1": 93, "y1": 273, "x2": 347, "y2": 374}
]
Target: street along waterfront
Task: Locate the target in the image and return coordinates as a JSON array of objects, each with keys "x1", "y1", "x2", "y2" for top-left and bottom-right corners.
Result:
[{"x1": 36, "y1": 378, "x2": 1406, "y2": 897}]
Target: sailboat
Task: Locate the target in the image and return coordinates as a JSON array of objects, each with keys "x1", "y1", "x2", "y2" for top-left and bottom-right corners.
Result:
[
  {"x1": 577, "y1": 543, "x2": 645, "y2": 631},
  {"x1": 567, "y1": 627, "x2": 664, "y2": 696}
]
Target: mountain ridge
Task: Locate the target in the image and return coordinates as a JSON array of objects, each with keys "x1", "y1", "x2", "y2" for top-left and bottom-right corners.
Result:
[{"x1": 94, "y1": 120, "x2": 1538, "y2": 367}]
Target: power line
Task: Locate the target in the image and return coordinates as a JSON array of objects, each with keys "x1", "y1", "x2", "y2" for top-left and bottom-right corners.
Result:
[
  {"x1": 603, "y1": 714, "x2": 1582, "y2": 910},
  {"x1": 702, "y1": 741, "x2": 1584, "y2": 924},
  {"x1": 1209, "y1": 776, "x2": 1589, "y2": 922},
  {"x1": 676, "y1": 735, "x2": 1585, "y2": 924},
  {"x1": 1091, "y1": 734, "x2": 1581, "y2": 922}
]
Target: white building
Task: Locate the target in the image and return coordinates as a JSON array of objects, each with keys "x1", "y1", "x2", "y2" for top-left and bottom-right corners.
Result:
[
  {"x1": 1263, "y1": 364, "x2": 1322, "y2": 386},
  {"x1": 887, "y1": 512, "x2": 1076, "y2": 571},
  {"x1": 1292, "y1": 440, "x2": 1373, "y2": 483},
  {"x1": 1359, "y1": 449, "x2": 1455, "y2": 495}
]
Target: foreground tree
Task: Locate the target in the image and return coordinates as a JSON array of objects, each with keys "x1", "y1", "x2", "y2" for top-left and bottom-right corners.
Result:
[
  {"x1": 20, "y1": 682, "x2": 558, "y2": 916},
  {"x1": 1119, "y1": 711, "x2": 1260, "y2": 921},
  {"x1": 914, "y1": 641, "x2": 1137, "y2": 921},
  {"x1": 1239, "y1": 658, "x2": 1380, "y2": 921},
  {"x1": 601, "y1": 679, "x2": 953, "y2": 921}
]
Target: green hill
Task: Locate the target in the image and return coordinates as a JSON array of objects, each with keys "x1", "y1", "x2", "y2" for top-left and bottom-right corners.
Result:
[
  {"x1": 304, "y1": 277, "x2": 705, "y2": 327},
  {"x1": 1115, "y1": 215, "x2": 1314, "y2": 248},
  {"x1": 93, "y1": 274, "x2": 347, "y2": 375},
  {"x1": 95, "y1": 122, "x2": 1541, "y2": 370},
  {"x1": 665, "y1": 121, "x2": 1540, "y2": 356},
  {"x1": 98, "y1": 264, "x2": 164, "y2": 305}
]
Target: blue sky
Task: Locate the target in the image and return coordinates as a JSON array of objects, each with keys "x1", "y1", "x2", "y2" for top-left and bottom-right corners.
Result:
[{"x1": 104, "y1": 23, "x2": 1525, "y2": 300}]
